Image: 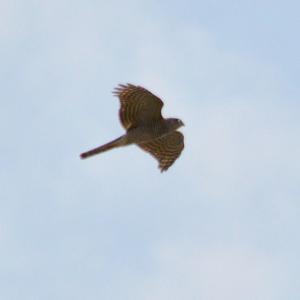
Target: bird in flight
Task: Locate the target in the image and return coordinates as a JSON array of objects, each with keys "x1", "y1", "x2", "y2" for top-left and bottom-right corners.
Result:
[{"x1": 80, "y1": 84, "x2": 184, "y2": 172}]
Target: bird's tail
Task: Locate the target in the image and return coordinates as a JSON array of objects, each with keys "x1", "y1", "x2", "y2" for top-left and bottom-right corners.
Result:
[{"x1": 80, "y1": 136, "x2": 126, "y2": 159}]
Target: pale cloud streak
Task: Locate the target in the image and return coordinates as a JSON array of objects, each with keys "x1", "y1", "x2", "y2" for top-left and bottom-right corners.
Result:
[{"x1": 139, "y1": 243, "x2": 286, "y2": 300}]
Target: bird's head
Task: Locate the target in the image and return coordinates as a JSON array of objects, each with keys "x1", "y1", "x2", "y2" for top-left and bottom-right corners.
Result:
[{"x1": 166, "y1": 118, "x2": 185, "y2": 130}]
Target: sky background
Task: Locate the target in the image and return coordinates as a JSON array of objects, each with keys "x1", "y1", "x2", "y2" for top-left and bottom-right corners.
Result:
[{"x1": 1, "y1": 0, "x2": 300, "y2": 299}]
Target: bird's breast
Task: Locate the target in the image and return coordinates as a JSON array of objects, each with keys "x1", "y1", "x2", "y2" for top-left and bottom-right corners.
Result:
[{"x1": 126, "y1": 123, "x2": 168, "y2": 144}]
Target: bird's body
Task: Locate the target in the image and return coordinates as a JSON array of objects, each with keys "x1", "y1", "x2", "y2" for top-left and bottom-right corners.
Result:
[{"x1": 80, "y1": 84, "x2": 184, "y2": 172}]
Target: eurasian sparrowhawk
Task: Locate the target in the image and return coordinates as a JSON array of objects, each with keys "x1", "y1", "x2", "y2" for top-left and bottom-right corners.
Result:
[{"x1": 80, "y1": 84, "x2": 184, "y2": 172}]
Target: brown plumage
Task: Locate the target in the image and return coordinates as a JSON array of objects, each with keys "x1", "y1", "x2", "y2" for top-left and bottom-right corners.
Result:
[{"x1": 80, "y1": 84, "x2": 184, "y2": 172}]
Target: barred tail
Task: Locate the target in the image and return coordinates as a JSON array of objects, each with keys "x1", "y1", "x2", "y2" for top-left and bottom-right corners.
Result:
[{"x1": 80, "y1": 136, "x2": 125, "y2": 159}]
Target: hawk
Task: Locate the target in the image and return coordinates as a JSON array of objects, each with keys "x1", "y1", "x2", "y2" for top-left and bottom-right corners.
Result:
[{"x1": 80, "y1": 84, "x2": 184, "y2": 172}]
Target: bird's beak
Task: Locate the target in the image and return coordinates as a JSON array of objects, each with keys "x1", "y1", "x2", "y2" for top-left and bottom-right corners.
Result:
[{"x1": 180, "y1": 120, "x2": 185, "y2": 126}]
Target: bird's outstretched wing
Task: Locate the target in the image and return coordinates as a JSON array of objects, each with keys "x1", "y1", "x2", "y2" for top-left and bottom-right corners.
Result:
[
  {"x1": 113, "y1": 84, "x2": 164, "y2": 130},
  {"x1": 138, "y1": 131, "x2": 184, "y2": 172}
]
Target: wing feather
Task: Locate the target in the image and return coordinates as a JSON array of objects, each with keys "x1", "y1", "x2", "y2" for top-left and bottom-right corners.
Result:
[
  {"x1": 113, "y1": 84, "x2": 163, "y2": 130},
  {"x1": 138, "y1": 131, "x2": 184, "y2": 172}
]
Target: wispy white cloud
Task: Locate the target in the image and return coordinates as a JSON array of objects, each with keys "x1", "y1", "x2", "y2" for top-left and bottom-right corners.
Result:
[{"x1": 139, "y1": 243, "x2": 286, "y2": 300}]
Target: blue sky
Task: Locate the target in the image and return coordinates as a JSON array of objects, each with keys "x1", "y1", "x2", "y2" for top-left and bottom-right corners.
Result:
[{"x1": 1, "y1": 1, "x2": 299, "y2": 299}]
